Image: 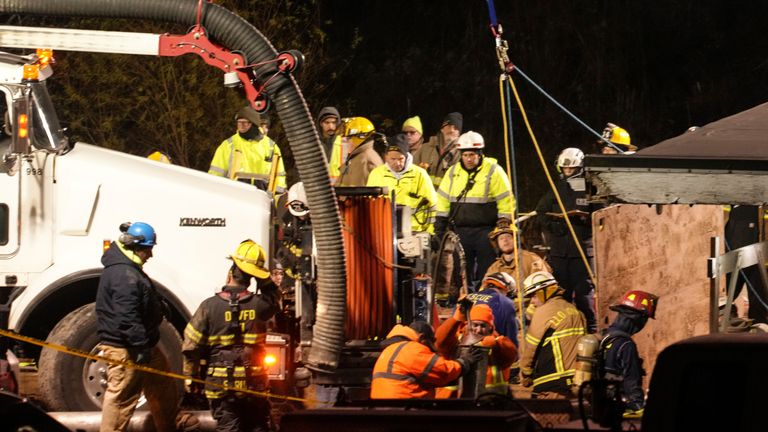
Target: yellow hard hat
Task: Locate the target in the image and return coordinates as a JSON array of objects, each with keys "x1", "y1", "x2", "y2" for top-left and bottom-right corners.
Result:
[
  {"x1": 229, "y1": 239, "x2": 269, "y2": 279},
  {"x1": 601, "y1": 123, "x2": 633, "y2": 148},
  {"x1": 147, "y1": 151, "x2": 171, "y2": 164},
  {"x1": 341, "y1": 117, "x2": 375, "y2": 148}
]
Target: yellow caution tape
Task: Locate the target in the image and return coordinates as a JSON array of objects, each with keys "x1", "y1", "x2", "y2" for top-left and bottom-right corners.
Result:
[{"x1": 0, "y1": 327, "x2": 314, "y2": 404}]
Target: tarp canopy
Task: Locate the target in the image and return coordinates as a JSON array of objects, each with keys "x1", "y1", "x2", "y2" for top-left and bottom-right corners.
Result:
[{"x1": 586, "y1": 102, "x2": 768, "y2": 204}]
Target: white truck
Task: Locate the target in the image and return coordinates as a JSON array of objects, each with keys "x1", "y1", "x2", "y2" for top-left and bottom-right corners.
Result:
[{"x1": 0, "y1": 44, "x2": 274, "y2": 410}]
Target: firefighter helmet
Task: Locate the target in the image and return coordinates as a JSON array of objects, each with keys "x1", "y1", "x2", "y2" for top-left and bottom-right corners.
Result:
[
  {"x1": 119, "y1": 221, "x2": 157, "y2": 248},
  {"x1": 230, "y1": 239, "x2": 270, "y2": 279},
  {"x1": 610, "y1": 290, "x2": 659, "y2": 319},
  {"x1": 456, "y1": 130, "x2": 485, "y2": 151},
  {"x1": 483, "y1": 272, "x2": 516, "y2": 294},
  {"x1": 147, "y1": 151, "x2": 171, "y2": 164},
  {"x1": 522, "y1": 271, "x2": 558, "y2": 297},
  {"x1": 287, "y1": 182, "x2": 309, "y2": 217},
  {"x1": 556, "y1": 147, "x2": 585, "y2": 168},
  {"x1": 488, "y1": 226, "x2": 516, "y2": 246},
  {"x1": 600, "y1": 123, "x2": 635, "y2": 150},
  {"x1": 341, "y1": 117, "x2": 375, "y2": 148}
]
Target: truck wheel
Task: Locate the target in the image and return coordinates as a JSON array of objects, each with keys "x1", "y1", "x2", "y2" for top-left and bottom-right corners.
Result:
[{"x1": 37, "y1": 303, "x2": 183, "y2": 411}]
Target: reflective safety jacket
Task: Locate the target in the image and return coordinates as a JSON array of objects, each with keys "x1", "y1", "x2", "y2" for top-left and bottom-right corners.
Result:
[
  {"x1": 371, "y1": 324, "x2": 464, "y2": 399},
  {"x1": 182, "y1": 286, "x2": 280, "y2": 399},
  {"x1": 436, "y1": 157, "x2": 514, "y2": 228},
  {"x1": 208, "y1": 133, "x2": 287, "y2": 192},
  {"x1": 520, "y1": 296, "x2": 586, "y2": 394},
  {"x1": 366, "y1": 157, "x2": 437, "y2": 233},
  {"x1": 327, "y1": 135, "x2": 347, "y2": 185},
  {"x1": 434, "y1": 317, "x2": 518, "y2": 397}
]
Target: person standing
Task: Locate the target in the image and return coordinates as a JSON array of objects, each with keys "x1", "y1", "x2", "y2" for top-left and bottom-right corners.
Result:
[
  {"x1": 209, "y1": 106, "x2": 286, "y2": 193},
  {"x1": 182, "y1": 240, "x2": 281, "y2": 432},
  {"x1": 316, "y1": 106, "x2": 345, "y2": 184},
  {"x1": 418, "y1": 112, "x2": 463, "y2": 188},
  {"x1": 366, "y1": 133, "x2": 437, "y2": 234},
  {"x1": 601, "y1": 290, "x2": 659, "y2": 418},
  {"x1": 434, "y1": 131, "x2": 514, "y2": 290},
  {"x1": 402, "y1": 115, "x2": 425, "y2": 155},
  {"x1": 535, "y1": 147, "x2": 597, "y2": 332},
  {"x1": 370, "y1": 321, "x2": 481, "y2": 399},
  {"x1": 337, "y1": 116, "x2": 383, "y2": 187},
  {"x1": 595, "y1": 123, "x2": 636, "y2": 154},
  {"x1": 96, "y1": 222, "x2": 179, "y2": 432},
  {"x1": 519, "y1": 271, "x2": 586, "y2": 398}
]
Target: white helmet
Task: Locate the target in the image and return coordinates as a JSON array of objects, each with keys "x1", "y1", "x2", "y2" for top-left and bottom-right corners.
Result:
[
  {"x1": 287, "y1": 182, "x2": 309, "y2": 217},
  {"x1": 556, "y1": 147, "x2": 584, "y2": 168},
  {"x1": 456, "y1": 130, "x2": 485, "y2": 151},
  {"x1": 522, "y1": 271, "x2": 558, "y2": 297}
]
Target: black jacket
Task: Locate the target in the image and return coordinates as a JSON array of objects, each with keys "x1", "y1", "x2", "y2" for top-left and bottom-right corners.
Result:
[
  {"x1": 602, "y1": 318, "x2": 645, "y2": 411},
  {"x1": 96, "y1": 242, "x2": 163, "y2": 349},
  {"x1": 535, "y1": 176, "x2": 593, "y2": 258}
]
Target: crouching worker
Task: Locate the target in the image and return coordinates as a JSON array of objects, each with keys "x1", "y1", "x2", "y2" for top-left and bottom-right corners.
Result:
[
  {"x1": 601, "y1": 290, "x2": 658, "y2": 418},
  {"x1": 182, "y1": 240, "x2": 281, "y2": 432},
  {"x1": 371, "y1": 321, "x2": 483, "y2": 399},
  {"x1": 435, "y1": 303, "x2": 518, "y2": 397}
]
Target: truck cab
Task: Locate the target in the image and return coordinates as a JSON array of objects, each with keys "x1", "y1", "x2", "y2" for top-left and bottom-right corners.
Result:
[{"x1": 0, "y1": 50, "x2": 273, "y2": 410}]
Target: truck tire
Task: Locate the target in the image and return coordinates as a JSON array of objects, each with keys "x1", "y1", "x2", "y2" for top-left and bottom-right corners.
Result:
[{"x1": 37, "y1": 303, "x2": 183, "y2": 411}]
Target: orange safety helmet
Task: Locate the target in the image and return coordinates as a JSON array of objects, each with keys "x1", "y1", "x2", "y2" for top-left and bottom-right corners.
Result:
[{"x1": 610, "y1": 290, "x2": 659, "y2": 319}]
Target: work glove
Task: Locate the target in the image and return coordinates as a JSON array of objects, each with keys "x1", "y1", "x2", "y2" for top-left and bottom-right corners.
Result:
[
  {"x1": 520, "y1": 374, "x2": 533, "y2": 388},
  {"x1": 132, "y1": 347, "x2": 152, "y2": 365},
  {"x1": 478, "y1": 335, "x2": 498, "y2": 348},
  {"x1": 623, "y1": 408, "x2": 644, "y2": 419},
  {"x1": 184, "y1": 378, "x2": 204, "y2": 395},
  {"x1": 457, "y1": 346, "x2": 486, "y2": 375},
  {"x1": 430, "y1": 234, "x2": 443, "y2": 253},
  {"x1": 453, "y1": 296, "x2": 473, "y2": 322}
]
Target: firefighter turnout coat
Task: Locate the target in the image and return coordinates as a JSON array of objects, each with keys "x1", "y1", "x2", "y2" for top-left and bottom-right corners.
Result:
[
  {"x1": 436, "y1": 157, "x2": 514, "y2": 228},
  {"x1": 208, "y1": 133, "x2": 287, "y2": 192},
  {"x1": 371, "y1": 324, "x2": 464, "y2": 399},
  {"x1": 182, "y1": 286, "x2": 280, "y2": 399},
  {"x1": 366, "y1": 155, "x2": 438, "y2": 233},
  {"x1": 520, "y1": 296, "x2": 586, "y2": 394}
]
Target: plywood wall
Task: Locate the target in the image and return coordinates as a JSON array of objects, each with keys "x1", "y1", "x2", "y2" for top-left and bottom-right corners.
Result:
[{"x1": 593, "y1": 204, "x2": 723, "y2": 380}]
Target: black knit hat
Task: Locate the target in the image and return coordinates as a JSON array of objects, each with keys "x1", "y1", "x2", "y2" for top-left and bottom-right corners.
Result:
[
  {"x1": 385, "y1": 133, "x2": 409, "y2": 155},
  {"x1": 441, "y1": 112, "x2": 463, "y2": 132},
  {"x1": 235, "y1": 106, "x2": 261, "y2": 124},
  {"x1": 316, "y1": 106, "x2": 340, "y2": 124}
]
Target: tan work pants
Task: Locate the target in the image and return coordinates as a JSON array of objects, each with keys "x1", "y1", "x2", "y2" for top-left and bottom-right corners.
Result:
[{"x1": 99, "y1": 344, "x2": 178, "y2": 432}]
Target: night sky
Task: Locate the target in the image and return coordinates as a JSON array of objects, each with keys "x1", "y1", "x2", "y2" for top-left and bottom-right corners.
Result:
[{"x1": 315, "y1": 0, "x2": 768, "y2": 208}]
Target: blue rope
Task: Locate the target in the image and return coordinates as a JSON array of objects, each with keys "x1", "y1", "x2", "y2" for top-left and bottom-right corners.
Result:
[
  {"x1": 512, "y1": 66, "x2": 626, "y2": 154},
  {"x1": 485, "y1": 0, "x2": 499, "y2": 28}
]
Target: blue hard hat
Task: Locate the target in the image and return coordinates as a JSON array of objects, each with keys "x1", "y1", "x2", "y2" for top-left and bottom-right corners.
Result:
[{"x1": 121, "y1": 221, "x2": 157, "y2": 247}]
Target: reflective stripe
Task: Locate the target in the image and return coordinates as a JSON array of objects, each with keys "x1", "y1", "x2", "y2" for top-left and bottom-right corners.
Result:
[
  {"x1": 437, "y1": 189, "x2": 451, "y2": 199},
  {"x1": 208, "y1": 166, "x2": 226, "y2": 175},
  {"x1": 450, "y1": 196, "x2": 491, "y2": 204},
  {"x1": 371, "y1": 372, "x2": 416, "y2": 382},
  {"x1": 495, "y1": 190, "x2": 510, "y2": 200},
  {"x1": 184, "y1": 324, "x2": 204, "y2": 344},
  {"x1": 525, "y1": 333, "x2": 541, "y2": 345},
  {"x1": 417, "y1": 354, "x2": 439, "y2": 382},
  {"x1": 533, "y1": 369, "x2": 575, "y2": 387},
  {"x1": 436, "y1": 211, "x2": 449, "y2": 217},
  {"x1": 235, "y1": 173, "x2": 270, "y2": 181},
  {"x1": 484, "y1": 164, "x2": 496, "y2": 199},
  {"x1": 226, "y1": 138, "x2": 236, "y2": 178}
]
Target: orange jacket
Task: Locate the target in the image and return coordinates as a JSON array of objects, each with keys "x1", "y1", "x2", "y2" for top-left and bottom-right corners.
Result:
[
  {"x1": 435, "y1": 317, "x2": 518, "y2": 394},
  {"x1": 371, "y1": 324, "x2": 464, "y2": 399}
]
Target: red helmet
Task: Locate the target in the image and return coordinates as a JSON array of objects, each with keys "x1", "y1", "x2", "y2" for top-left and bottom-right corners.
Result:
[{"x1": 610, "y1": 290, "x2": 659, "y2": 319}]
